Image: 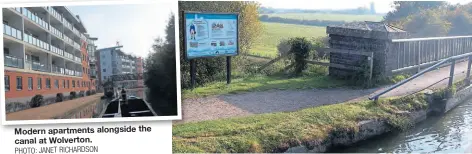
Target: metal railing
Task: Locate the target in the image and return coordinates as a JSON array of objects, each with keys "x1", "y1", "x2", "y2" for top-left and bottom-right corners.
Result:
[
  {"x1": 74, "y1": 56, "x2": 81, "y2": 63},
  {"x1": 390, "y1": 36, "x2": 472, "y2": 74},
  {"x1": 64, "y1": 68, "x2": 75, "y2": 76},
  {"x1": 370, "y1": 52, "x2": 472, "y2": 101},
  {"x1": 64, "y1": 35, "x2": 75, "y2": 46},
  {"x1": 46, "y1": 6, "x2": 63, "y2": 22},
  {"x1": 76, "y1": 71, "x2": 83, "y2": 77},
  {"x1": 23, "y1": 33, "x2": 49, "y2": 51},
  {"x1": 52, "y1": 65, "x2": 65, "y2": 75},
  {"x1": 21, "y1": 8, "x2": 49, "y2": 30},
  {"x1": 3, "y1": 24, "x2": 23, "y2": 40},
  {"x1": 73, "y1": 42, "x2": 81, "y2": 50},
  {"x1": 49, "y1": 26, "x2": 63, "y2": 39},
  {"x1": 64, "y1": 51, "x2": 74, "y2": 60},
  {"x1": 27, "y1": 61, "x2": 48, "y2": 72},
  {"x1": 4, "y1": 55, "x2": 24, "y2": 68},
  {"x1": 50, "y1": 45, "x2": 64, "y2": 56}
]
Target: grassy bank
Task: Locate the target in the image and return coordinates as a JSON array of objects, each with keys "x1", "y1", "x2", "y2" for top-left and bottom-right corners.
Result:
[
  {"x1": 182, "y1": 73, "x2": 346, "y2": 99},
  {"x1": 173, "y1": 94, "x2": 429, "y2": 153},
  {"x1": 263, "y1": 13, "x2": 384, "y2": 22},
  {"x1": 249, "y1": 22, "x2": 326, "y2": 58}
]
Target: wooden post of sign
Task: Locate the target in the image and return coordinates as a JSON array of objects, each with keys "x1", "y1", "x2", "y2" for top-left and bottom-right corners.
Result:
[
  {"x1": 190, "y1": 59, "x2": 196, "y2": 89},
  {"x1": 226, "y1": 56, "x2": 231, "y2": 84}
]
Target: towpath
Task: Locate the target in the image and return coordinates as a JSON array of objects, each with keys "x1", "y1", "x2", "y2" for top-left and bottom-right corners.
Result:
[{"x1": 177, "y1": 60, "x2": 470, "y2": 124}]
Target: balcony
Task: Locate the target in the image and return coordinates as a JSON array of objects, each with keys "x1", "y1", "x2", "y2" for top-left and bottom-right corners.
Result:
[
  {"x1": 3, "y1": 24, "x2": 23, "y2": 40},
  {"x1": 4, "y1": 55, "x2": 24, "y2": 68},
  {"x1": 74, "y1": 56, "x2": 81, "y2": 63},
  {"x1": 64, "y1": 52, "x2": 74, "y2": 60},
  {"x1": 80, "y1": 34, "x2": 86, "y2": 41},
  {"x1": 46, "y1": 7, "x2": 62, "y2": 22},
  {"x1": 49, "y1": 26, "x2": 63, "y2": 39},
  {"x1": 63, "y1": 35, "x2": 74, "y2": 46},
  {"x1": 50, "y1": 45, "x2": 64, "y2": 56},
  {"x1": 23, "y1": 33, "x2": 50, "y2": 51},
  {"x1": 21, "y1": 8, "x2": 49, "y2": 30},
  {"x1": 73, "y1": 42, "x2": 80, "y2": 50},
  {"x1": 75, "y1": 71, "x2": 82, "y2": 77},
  {"x1": 27, "y1": 61, "x2": 48, "y2": 72},
  {"x1": 12, "y1": 7, "x2": 22, "y2": 13},
  {"x1": 63, "y1": 19, "x2": 73, "y2": 32},
  {"x1": 52, "y1": 65, "x2": 65, "y2": 75},
  {"x1": 64, "y1": 68, "x2": 74, "y2": 76},
  {"x1": 72, "y1": 28, "x2": 80, "y2": 38}
]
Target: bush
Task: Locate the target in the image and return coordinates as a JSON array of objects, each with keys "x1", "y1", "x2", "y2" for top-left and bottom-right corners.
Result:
[
  {"x1": 69, "y1": 91, "x2": 77, "y2": 100},
  {"x1": 79, "y1": 91, "x2": 85, "y2": 97},
  {"x1": 56, "y1": 93, "x2": 64, "y2": 102},
  {"x1": 277, "y1": 39, "x2": 291, "y2": 56},
  {"x1": 86, "y1": 90, "x2": 91, "y2": 96},
  {"x1": 6, "y1": 102, "x2": 28, "y2": 113},
  {"x1": 105, "y1": 91, "x2": 114, "y2": 98},
  {"x1": 288, "y1": 37, "x2": 312, "y2": 75},
  {"x1": 29, "y1": 94, "x2": 44, "y2": 108}
]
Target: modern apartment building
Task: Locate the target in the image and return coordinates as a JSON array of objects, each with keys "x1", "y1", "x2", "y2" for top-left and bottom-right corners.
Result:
[
  {"x1": 96, "y1": 45, "x2": 144, "y2": 89},
  {"x1": 85, "y1": 34, "x2": 98, "y2": 89},
  {"x1": 3, "y1": 7, "x2": 96, "y2": 104}
]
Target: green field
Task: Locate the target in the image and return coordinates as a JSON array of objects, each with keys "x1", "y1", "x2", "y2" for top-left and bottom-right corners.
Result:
[
  {"x1": 264, "y1": 13, "x2": 384, "y2": 22},
  {"x1": 249, "y1": 22, "x2": 327, "y2": 58}
]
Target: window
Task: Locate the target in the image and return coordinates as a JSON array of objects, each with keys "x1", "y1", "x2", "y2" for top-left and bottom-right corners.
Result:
[
  {"x1": 46, "y1": 78, "x2": 51, "y2": 89},
  {"x1": 16, "y1": 76, "x2": 22, "y2": 90},
  {"x1": 28, "y1": 77, "x2": 33, "y2": 90},
  {"x1": 37, "y1": 78, "x2": 42, "y2": 89},
  {"x1": 5, "y1": 76, "x2": 10, "y2": 91},
  {"x1": 55, "y1": 79, "x2": 58, "y2": 88},
  {"x1": 77, "y1": 80, "x2": 80, "y2": 87},
  {"x1": 63, "y1": 80, "x2": 65, "y2": 88},
  {"x1": 72, "y1": 80, "x2": 75, "y2": 87},
  {"x1": 103, "y1": 69, "x2": 106, "y2": 72}
]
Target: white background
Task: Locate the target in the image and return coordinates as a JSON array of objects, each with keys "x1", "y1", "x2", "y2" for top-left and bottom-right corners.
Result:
[
  {"x1": 0, "y1": 121, "x2": 173, "y2": 153},
  {"x1": 0, "y1": 0, "x2": 177, "y2": 153}
]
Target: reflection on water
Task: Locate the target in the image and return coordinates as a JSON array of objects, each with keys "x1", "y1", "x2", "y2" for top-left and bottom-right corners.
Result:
[
  {"x1": 336, "y1": 100, "x2": 472, "y2": 153},
  {"x1": 92, "y1": 89, "x2": 147, "y2": 118},
  {"x1": 125, "y1": 89, "x2": 146, "y2": 99}
]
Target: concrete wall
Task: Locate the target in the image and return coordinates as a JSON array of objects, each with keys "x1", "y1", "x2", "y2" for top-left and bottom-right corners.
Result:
[{"x1": 284, "y1": 84, "x2": 472, "y2": 153}]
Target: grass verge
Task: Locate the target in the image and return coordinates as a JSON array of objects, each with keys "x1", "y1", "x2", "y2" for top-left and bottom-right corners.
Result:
[
  {"x1": 182, "y1": 74, "x2": 346, "y2": 99},
  {"x1": 173, "y1": 93, "x2": 429, "y2": 153},
  {"x1": 249, "y1": 22, "x2": 326, "y2": 58},
  {"x1": 262, "y1": 13, "x2": 384, "y2": 22}
]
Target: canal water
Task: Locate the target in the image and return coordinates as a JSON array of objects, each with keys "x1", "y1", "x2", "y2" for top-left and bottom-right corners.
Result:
[
  {"x1": 92, "y1": 89, "x2": 148, "y2": 118},
  {"x1": 337, "y1": 100, "x2": 472, "y2": 153}
]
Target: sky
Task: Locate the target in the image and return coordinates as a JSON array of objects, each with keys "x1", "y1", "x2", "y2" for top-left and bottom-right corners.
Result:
[
  {"x1": 260, "y1": 0, "x2": 472, "y2": 13},
  {"x1": 68, "y1": 2, "x2": 175, "y2": 58}
]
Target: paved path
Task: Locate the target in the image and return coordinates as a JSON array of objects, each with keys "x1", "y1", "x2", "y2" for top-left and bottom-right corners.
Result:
[
  {"x1": 6, "y1": 94, "x2": 103, "y2": 121},
  {"x1": 176, "y1": 61, "x2": 470, "y2": 124}
]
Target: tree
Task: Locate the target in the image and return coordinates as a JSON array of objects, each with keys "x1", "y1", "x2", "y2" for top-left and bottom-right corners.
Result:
[
  {"x1": 384, "y1": 1, "x2": 447, "y2": 22},
  {"x1": 178, "y1": 1, "x2": 263, "y2": 88},
  {"x1": 144, "y1": 14, "x2": 177, "y2": 116},
  {"x1": 446, "y1": 6, "x2": 472, "y2": 36},
  {"x1": 402, "y1": 9, "x2": 451, "y2": 37}
]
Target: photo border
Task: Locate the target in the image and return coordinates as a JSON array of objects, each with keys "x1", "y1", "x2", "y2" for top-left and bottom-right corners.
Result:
[{"x1": 1, "y1": 0, "x2": 182, "y2": 125}]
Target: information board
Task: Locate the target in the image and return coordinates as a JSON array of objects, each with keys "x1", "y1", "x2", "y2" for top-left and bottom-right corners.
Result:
[{"x1": 184, "y1": 12, "x2": 239, "y2": 59}]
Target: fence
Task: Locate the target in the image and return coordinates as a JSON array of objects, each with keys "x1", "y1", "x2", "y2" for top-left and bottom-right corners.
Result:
[
  {"x1": 257, "y1": 47, "x2": 374, "y2": 84},
  {"x1": 389, "y1": 36, "x2": 472, "y2": 74}
]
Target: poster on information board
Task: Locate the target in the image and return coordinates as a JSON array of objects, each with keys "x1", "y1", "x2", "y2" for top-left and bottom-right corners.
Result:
[{"x1": 183, "y1": 12, "x2": 239, "y2": 59}]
